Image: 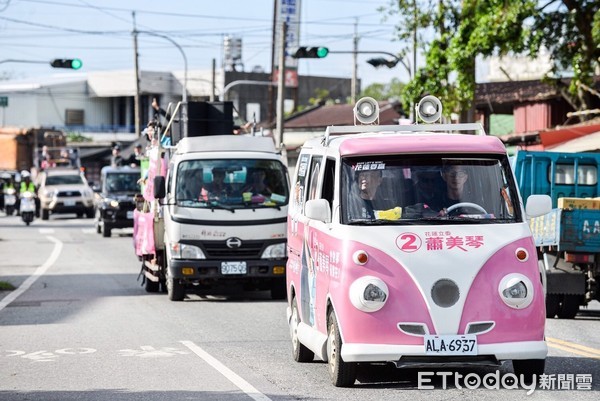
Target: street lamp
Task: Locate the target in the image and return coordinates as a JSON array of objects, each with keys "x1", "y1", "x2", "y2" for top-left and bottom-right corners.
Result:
[{"x1": 364, "y1": 52, "x2": 411, "y2": 78}]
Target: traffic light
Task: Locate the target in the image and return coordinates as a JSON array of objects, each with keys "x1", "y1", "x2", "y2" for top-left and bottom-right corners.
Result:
[
  {"x1": 292, "y1": 47, "x2": 329, "y2": 59},
  {"x1": 50, "y1": 59, "x2": 83, "y2": 69}
]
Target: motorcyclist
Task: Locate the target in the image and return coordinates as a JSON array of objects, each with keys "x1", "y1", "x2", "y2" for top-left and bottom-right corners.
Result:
[
  {"x1": 1, "y1": 172, "x2": 13, "y2": 211},
  {"x1": 19, "y1": 170, "x2": 40, "y2": 218}
]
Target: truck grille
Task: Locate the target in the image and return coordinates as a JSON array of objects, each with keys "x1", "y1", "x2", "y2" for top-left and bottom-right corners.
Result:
[
  {"x1": 57, "y1": 190, "x2": 81, "y2": 197},
  {"x1": 203, "y1": 240, "x2": 265, "y2": 259}
]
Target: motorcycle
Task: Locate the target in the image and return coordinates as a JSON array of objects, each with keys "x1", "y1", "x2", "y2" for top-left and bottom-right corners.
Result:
[
  {"x1": 19, "y1": 191, "x2": 36, "y2": 225},
  {"x1": 3, "y1": 187, "x2": 17, "y2": 216}
]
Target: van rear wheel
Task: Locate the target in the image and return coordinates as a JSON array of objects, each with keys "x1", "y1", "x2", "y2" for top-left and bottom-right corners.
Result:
[
  {"x1": 513, "y1": 359, "x2": 545, "y2": 385},
  {"x1": 290, "y1": 298, "x2": 314, "y2": 362},
  {"x1": 327, "y1": 310, "x2": 356, "y2": 387}
]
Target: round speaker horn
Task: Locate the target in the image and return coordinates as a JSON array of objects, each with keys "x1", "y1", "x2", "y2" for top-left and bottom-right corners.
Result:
[
  {"x1": 354, "y1": 97, "x2": 380, "y2": 125},
  {"x1": 417, "y1": 95, "x2": 442, "y2": 123}
]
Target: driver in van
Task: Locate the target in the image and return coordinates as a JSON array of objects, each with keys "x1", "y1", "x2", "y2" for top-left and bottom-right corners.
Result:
[
  {"x1": 348, "y1": 168, "x2": 395, "y2": 220},
  {"x1": 437, "y1": 164, "x2": 470, "y2": 216}
]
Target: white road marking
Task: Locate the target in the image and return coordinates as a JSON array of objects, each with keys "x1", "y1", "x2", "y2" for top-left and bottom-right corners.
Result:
[
  {"x1": 81, "y1": 228, "x2": 96, "y2": 234},
  {"x1": 0, "y1": 236, "x2": 63, "y2": 312},
  {"x1": 180, "y1": 340, "x2": 272, "y2": 401},
  {"x1": 38, "y1": 228, "x2": 54, "y2": 234}
]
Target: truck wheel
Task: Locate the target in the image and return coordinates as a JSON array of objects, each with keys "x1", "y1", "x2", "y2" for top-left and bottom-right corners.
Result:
[
  {"x1": 290, "y1": 297, "x2": 314, "y2": 362},
  {"x1": 144, "y1": 277, "x2": 160, "y2": 293},
  {"x1": 85, "y1": 208, "x2": 94, "y2": 218},
  {"x1": 557, "y1": 295, "x2": 580, "y2": 319},
  {"x1": 545, "y1": 294, "x2": 560, "y2": 318},
  {"x1": 102, "y1": 225, "x2": 112, "y2": 238},
  {"x1": 166, "y1": 278, "x2": 185, "y2": 301},
  {"x1": 42, "y1": 209, "x2": 49, "y2": 220},
  {"x1": 327, "y1": 309, "x2": 356, "y2": 387},
  {"x1": 270, "y1": 278, "x2": 287, "y2": 300},
  {"x1": 513, "y1": 359, "x2": 545, "y2": 385}
]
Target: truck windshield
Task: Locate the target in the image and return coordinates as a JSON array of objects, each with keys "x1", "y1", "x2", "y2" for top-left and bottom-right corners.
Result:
[
  {"x1": 341, "y1": 155, "x2": 521, "y2": 225},
  {"x1": 175, "y1": 159, "x2": 288, "y2": 209},
  {"x1": 104, "y1": 173, "x2": 140, "y2": 193}
]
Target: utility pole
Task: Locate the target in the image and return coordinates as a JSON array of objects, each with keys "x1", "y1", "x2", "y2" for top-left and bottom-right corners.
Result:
[
  {"x1": 351, "y1": 19, "x2": 359, "y2": 104},
  {"x1": 132, "y1": 11, "x2": 141, "y2": 137},
  {"x1": 275, "y1": 21, "x2": 286, "y2": 157}
]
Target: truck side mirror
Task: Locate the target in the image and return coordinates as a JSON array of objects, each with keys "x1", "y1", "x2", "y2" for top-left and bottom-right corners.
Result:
[
  {"x1": 525, "y1": 194, "x2": 552, "y2": 217},
  {"x1": 305, "y1": 199, "x2": 331, "y2": 223},
  {"x1": 153, "y1": 176, "x2": 166, "y2": 199}
]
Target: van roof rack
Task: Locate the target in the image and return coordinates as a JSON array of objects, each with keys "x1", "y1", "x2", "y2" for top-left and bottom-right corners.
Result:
[{"x1": 322, "y1": 123, "x2": 486, "y2": 146}]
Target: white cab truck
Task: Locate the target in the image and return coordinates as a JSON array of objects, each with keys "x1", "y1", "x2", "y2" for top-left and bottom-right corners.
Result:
[{"x1": 139, "y1": 134, "x2": 290, "y2": 301}]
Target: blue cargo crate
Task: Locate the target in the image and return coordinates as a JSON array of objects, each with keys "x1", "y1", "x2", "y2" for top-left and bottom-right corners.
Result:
[{"x1": 531, "y1": 208, "x2": 600, "y2": 252}]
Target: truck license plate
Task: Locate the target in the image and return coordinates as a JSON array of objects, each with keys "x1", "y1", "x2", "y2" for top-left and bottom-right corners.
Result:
[
  {"x1": 63, "y1": 199, "x2": 76, "y2": 206},
  {"x1": 221, "y1": 261, "x2": 247, "y2": 275},
  {"x1": 424, "y1": 335, "x2": 477, "y2": 355}
]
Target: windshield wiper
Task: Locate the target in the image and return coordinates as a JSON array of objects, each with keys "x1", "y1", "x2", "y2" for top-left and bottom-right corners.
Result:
[{"x1": 209, "y1": 201, "x2": 235, "y2": 213}]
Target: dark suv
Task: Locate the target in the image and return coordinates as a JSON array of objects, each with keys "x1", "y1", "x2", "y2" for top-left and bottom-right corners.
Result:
[{"x1": 94, "y1": 166, "x2": 141, "y2": 237}]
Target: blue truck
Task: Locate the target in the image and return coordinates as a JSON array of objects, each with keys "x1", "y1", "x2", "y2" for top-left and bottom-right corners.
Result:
[{"x1": 512, "y1": 150, "x2": 600, "y2": 319}]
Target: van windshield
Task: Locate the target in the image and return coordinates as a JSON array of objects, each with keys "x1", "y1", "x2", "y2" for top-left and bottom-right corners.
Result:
[
  {"x1": 341, "y1": 155, "x2": 521, "y2": 225},
  {"x1": 175, "y1": 159, "x2": 288, "y2": 209}
]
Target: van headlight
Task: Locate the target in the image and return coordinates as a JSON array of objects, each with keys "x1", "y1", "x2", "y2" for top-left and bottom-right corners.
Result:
[
  {"x1": 349, "y1": 276, "x2": 389, "y2": 312},
  {"x1": 170, "y1": 243, "x2": 205, "y2": 260},
  {"x1": 261, "y1": 243, "x2": 286, "y2": 259},
  {"x1": 498, "y1": 274, "x2": 534, "y2": 309}
]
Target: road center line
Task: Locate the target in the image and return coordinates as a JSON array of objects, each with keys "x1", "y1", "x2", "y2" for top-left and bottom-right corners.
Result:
[
  {"x1": 180, "y1": 340, "x2": 272, "y2": 401},
  {"x1": 0, "y1": 235, "x2": 63, "y2": 312},
  {"x1": 547, "y1": 337, "x2": 600, "y2": 359}
]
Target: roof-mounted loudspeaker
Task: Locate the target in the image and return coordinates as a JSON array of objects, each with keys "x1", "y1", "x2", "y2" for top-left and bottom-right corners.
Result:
[
  {"x1": 354, "y1": 97, "x2": 379, "y2": 125},
  {"x1": 416, "y1": 95, "x2": 442, "y2": 124}
]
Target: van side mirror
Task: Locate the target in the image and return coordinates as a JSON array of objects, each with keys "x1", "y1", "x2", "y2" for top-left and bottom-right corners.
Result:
[
  {"x1": 305, "y1": 199, "x2": 331, "y2": 223},
  {"x1": 525, "y1": 194, "x2": 552, "y2": 217},
  {"x1": 153, "y1": 176, "x2": 166, "y2": 199}
]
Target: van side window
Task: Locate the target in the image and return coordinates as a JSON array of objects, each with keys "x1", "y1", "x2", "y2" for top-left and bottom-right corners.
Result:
[
  {"x1": 307, "y1": 157, "x2": 322, "y2": 201},
  {"x1": 292, "y1": 153, "x2": 311, "y2": 214},
  {"x1": 322, "y1": 158, "x2": 335, "y2": 209}
]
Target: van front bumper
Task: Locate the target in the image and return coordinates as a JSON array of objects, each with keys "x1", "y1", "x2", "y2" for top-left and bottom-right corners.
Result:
[{"x1": 341, "y1": 341, "x2": 547, "y2": 364}]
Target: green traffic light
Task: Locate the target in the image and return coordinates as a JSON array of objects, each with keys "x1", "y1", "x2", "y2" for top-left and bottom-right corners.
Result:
[
  {"x1": 71, "y1": 59, "x2": 83, "y2": 70},
  {"x1": 316, "y1": 47, "x2": 329, "y2": 58}
]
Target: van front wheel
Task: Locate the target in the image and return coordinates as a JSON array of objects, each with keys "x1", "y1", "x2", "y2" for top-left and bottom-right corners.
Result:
[
  {"x1": 327, "y1": 310, "x2": 356, "y2": 387},
  {"x1": 290, "y1": 297, "x2": 314, "y2": 362}
]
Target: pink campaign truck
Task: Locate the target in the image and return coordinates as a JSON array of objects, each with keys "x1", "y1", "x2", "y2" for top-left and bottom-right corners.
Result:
[{"x1": 286, "y1": 96, "x2": 552, "y2": 387}]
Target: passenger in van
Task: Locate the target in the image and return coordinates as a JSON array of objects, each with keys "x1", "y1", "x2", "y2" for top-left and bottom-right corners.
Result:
[
  {"x1": 178, "y1": 169, "x2": 208, "y2": 201},
  {"x1": 412, "y1": 167, "x2": 444, "y2": 210},
  {"x1": 207, "y1": 168, "x2": 231, "y2": 200},
  {"x1": 348, "y1": 169, "x2": 394, "y2": 219},
  {"x1": 242, "y1": 168, "x2": 272, "y2": 196}
]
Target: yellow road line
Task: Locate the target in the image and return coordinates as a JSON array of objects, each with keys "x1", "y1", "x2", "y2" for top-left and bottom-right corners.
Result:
[{"x1": 547, "y1": 337, "x2": 600, "y2": 359}]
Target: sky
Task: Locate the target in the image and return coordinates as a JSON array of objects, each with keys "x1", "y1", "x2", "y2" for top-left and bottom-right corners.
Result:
[{"x1": 0, "y1": 0, "x2": 410, "y2": 90}]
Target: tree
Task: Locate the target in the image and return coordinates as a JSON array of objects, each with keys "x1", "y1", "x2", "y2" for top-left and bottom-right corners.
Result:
[
  {"x1": 360, "y1": 78, "x2": 405, "y2": 102},
  {"x1": 380, "y1": 0, "x2": 600, "y2": 119}
]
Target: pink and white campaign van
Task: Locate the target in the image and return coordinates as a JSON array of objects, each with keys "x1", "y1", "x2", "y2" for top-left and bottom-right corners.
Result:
[{"x1": 286, "y1": 96, "x2": 552, "y2": 387}]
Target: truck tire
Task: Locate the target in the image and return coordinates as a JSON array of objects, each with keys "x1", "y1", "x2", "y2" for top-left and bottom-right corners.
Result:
[
  {"x1": 102, "y1": 225, "x2": 112, "y2": 238},
  {"x1": 144, "y1": 276, "x2": 160, "y2": 293},
  {"x1": 166, "y1": 278, "x2": 185, "y2": 301},
  {"x1": 557, "y1": 295, "x2": 580, "y2": 319},
  {"x1": 327, "y1": 309, "x2": 357, "y2": 387},
  {"x1": 270, "y1": 278, "x2": 287, "y2": 300},
  {"x1": 290, "y1": 297, "x2": 314, "y2": 362},
  {"x1": 545, "y1": 294, "x2": 560, "y2": 318},
  {"x1": 513, "y1": 359, "x2": 545, "y2": 385},
  {"x1": 42, "y1": 209, "x2": 49, "y2": 220}
]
